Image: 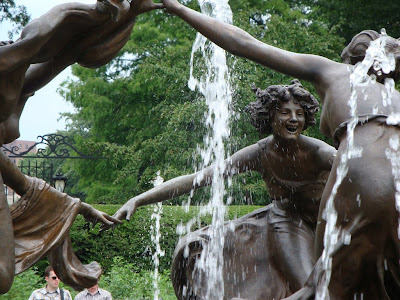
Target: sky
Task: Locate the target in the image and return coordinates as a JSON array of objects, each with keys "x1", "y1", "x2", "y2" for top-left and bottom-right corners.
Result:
[{"x1": 0, "y1": 0, "x2": 95, "y2": 142}]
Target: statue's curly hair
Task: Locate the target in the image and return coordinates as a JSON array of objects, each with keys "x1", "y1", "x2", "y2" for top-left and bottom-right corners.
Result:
[
  {"x1": 341, "y1": 30, "x2": 400, "y2": 81},
  {"x1": 245, "y1": 79, "x2": 319, "y2": 135},
  {"x1": 341, "y1": 30, "x2": 381, "y2": 65}
]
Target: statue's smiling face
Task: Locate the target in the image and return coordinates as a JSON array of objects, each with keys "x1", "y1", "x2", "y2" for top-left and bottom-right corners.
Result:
[{"x1": 271, "y1": 98, "x2": 305, "y2": 140}]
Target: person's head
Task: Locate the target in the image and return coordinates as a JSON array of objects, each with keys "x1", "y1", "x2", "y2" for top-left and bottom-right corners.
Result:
[
  {"x1": 44, "y1": 266, "x2": 60, "y2": 292},
  {"x1": 87, "y1": 283, "x2": 99, "y2": 294},
  {"x1": 341, "y1": 30, "x2": 400, "y2": 82},
  {"x1": 87, "y1": 274, "x2": 101, "y2": 294},
  {"x1": 246, "y1": 79, "x2": 319, "y2": 138}
]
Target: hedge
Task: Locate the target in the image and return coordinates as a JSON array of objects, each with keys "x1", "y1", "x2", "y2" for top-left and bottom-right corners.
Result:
[
  {"x1": 70, "y1": 204, "x2": 261, "y2": 273},
  {"x1": 0, "y1": 205, "x2": 262, "y2": 300}
]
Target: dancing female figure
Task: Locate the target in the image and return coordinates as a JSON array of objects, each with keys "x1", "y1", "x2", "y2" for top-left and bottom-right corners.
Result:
[
  {"x1": 0, "y1": 0, "x2": 162, "y2": 293},
  {"x1": 158, "y1": 1, "x2": 400, "y2": 298},
  {"x1": 115, "y1": 80, "x2": 336, "y2": 299}
]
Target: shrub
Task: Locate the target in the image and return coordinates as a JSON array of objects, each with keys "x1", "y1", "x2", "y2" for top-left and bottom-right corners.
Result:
[
  {"x1": 0, "y1": 205, "x2": 262, "y2": 299},
  {"x1": 100, "y1": 256, "x2": 175, "y2": 300},
  {"x1": 71, "y1": 205, "x2": 261, "y2": 274},
  {"x1": 0, "y1": 269, "x2": 42, "y2": 300}
]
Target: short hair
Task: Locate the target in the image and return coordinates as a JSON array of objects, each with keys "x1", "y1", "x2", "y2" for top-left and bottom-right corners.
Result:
[
  {"x1": 245, "y1": 79, "x2": 319, "y2": 135},
  {"x1": 44, "y1": 265, "x2": 54, "y2": 278},
  {"x1": 341, "y1": 30, "x2": 400, "y2": 81}
]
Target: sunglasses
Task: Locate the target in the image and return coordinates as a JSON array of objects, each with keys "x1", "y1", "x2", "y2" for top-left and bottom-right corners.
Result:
[{"x1": 51, "y1": 276, "x2": 59, "y2": 280}]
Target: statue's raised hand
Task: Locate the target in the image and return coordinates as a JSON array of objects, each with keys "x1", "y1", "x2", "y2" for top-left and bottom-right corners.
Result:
[
  {"x1": 131, "y1": 0, "x2": 164, "y2": 15},
  {"x1": 113, "y1": 197, "x2": 140, "y2": 221}
]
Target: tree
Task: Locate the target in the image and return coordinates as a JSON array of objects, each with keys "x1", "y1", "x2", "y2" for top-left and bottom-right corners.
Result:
[
  {"x1": 60, "y1": 0, "x2": 343, "y2": 204},
  {"x1": 0, "y1": 0, "x2": 30, "y2": 39},
  {"x1": 289, "y1": 0, "x2": 400, "y2": 43}
]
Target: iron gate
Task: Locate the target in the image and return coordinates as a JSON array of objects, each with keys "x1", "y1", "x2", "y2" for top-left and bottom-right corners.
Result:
[{"x1": 2, "y1": 133, "x2": 104, "y2": 203}]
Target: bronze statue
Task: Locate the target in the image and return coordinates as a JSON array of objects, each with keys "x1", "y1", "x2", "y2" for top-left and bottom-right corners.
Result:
[
  {"x1": 157, "y1": 1, "x2": 400, "y2": 299},
  {"x1": 0, "y1": 0, "x2": 162, "y2": 294},
  {"x1": 115, "y1": 80, "x2": 337, "y2": 299}
]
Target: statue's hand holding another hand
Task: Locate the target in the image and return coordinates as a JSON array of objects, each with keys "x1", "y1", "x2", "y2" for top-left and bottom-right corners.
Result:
[
  {"x1": 79, "y1": 202, "x2": 122, "y2": 227},
  {"x1": 113, "y1": 197, "x2": 140, "y2": 221},
  {"x1": 130, "y1": 0, "x2": 164, "y2": 15},
  {"x1": 161, "y1": 0, "x2": 181, "y2": 13}
]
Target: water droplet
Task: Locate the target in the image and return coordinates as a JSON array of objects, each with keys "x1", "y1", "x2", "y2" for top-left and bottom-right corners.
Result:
[{"x1": 343, "y1": 233, "x2": 351, "y2": 245}]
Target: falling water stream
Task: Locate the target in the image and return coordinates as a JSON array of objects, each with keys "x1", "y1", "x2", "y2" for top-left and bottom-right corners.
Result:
[
  {"x1": 185, "y1": 0, "x2": 233, "y2": 299},
  {"x1": 316, "y1": 31, "x2": 397, "y2": 299},
  {"x1": 151, "y1": 171, "x2": 165, "y2": 300}
]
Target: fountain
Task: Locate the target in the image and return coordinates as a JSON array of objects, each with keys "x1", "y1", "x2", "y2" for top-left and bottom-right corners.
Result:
[
  {"x1": 156, "y1": 2, "x2": 400, "y2": 297},
  {"x1": 151, "y1": 171, "x2": 165, "y2": 300},
  {"x1": 4, "y1": 0, "x2": 400, "y2": 298},
  {"x1": 187, "y1": 1, "x2": 233, "y2": 298}
]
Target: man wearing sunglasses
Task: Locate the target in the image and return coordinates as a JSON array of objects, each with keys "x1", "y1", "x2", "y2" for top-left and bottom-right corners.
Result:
[{"x1": 29, "y1": 265, "x2": 72, "y2": 300}]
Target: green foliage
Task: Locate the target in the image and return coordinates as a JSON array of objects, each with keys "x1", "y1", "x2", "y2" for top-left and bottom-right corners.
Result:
[
  {"x1": 290, "y1": 0, "x2": 400, "y2": 43},
  {"x1": 0, "y1": 269, "x2": 41, "y2": 300},
  {"x1": 0, "y1": 0, "x2": 30, "y2": 39},
  {"x1": 1, "y1": 205, "x2": 259, "y2": 299},
  {"x1": 57, "y1": 0, "x2": 342, "y2": 206},
  {"x1": 229, "y1": 0, "x2": 341, "y2": 148},
  {"x1": 100, "y1": 257, "x2": 175, "y2": 300},
  {"x1": 70, "y1": 205, "x2": 261, "y2": 274}
]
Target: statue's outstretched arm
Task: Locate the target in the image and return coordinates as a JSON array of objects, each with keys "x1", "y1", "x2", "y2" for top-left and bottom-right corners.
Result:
[
  {"x1": 130, "y1": 0, "x2": 164, "y2": 15},
  {"x1": 79, "y1": 202, "x2": 122, "y2": 227},
  {"x1": 162, "y1": 0, "x2": 335, "y2": 83},
  {"x1": 114, "y1": 143, "x2": 262, "y2": 221},
  {"x1": 0, "y1": 151, "x2": 29, "y2": 196},
  {"x1": 0, "y1": 2, "x2": 104, "y2": 74},
  {"x1": 21, "y1": 0, "x2": 164, "y2": 94},
  {"x1": 113, "y1": 170, "x2": 214, "y2": 221}
]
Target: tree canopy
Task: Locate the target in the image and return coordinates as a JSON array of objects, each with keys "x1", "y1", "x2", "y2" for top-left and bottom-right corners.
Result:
[
  {"x1": 0, "y1": 0, "x2": 30, "y2": 39},
  {"x1": 288, "y1": 0, "x2": 400, "y2": 43},
  {"x1": 58, "y1": 0, "x2": 344, "y2": 204}
]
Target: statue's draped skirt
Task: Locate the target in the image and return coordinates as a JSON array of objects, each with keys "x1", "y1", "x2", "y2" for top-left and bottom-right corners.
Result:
[
  {"x1": 171, "y1": 201, "x2": 315, "y2": 300},
  {"x1": 10, "y1": 177, "x2": 100, "y2": 290}
]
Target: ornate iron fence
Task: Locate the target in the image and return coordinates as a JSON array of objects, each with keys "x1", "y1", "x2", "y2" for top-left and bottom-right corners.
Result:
[
  {"x1": 2, "y1": 133, "x2": 104, "y2": 159},
  {"x1": 2, "y1": 133, "x2": 104, "y2": 203}
]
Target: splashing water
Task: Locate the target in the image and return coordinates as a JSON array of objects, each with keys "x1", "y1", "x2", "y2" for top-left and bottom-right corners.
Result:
[
  {"x1": 316, "y1": 31, "x2": 396, "y2": 299},
  {"x1": 386, "y1": 136, "x2": 400, "y2": 239},
  {"x1": 183, "y1": 0, "x2": 233, "y2": 299},
  {"x1": 151, "y1": 171, "x2": 165, "y2": 300}
]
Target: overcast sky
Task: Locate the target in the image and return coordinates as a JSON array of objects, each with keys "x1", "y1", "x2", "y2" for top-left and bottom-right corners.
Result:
[{"x1": 1, "y1": 0, "x2": 95, "y2": 142}]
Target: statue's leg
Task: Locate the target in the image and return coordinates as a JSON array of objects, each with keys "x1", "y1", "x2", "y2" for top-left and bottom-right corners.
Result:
[
  {"x1": 0, "y1": 3, "x2": 103, "y2": 73},
  {"x1": 267, "y1": 204, "x2": 315, "y2": 293},
  {"x1": 171, "y1": 231, "x2": 210, "y2": 300},
  {"x1": 0, "y1": 172, "x2": 15, "y2": 294}
]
